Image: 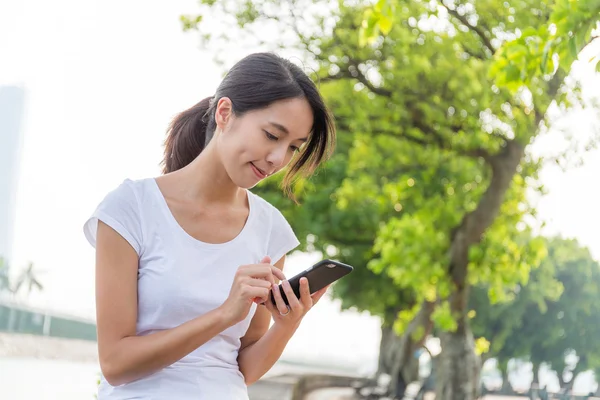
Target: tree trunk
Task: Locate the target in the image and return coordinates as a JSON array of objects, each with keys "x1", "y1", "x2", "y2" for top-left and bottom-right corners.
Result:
[
  {"x1": 499, "y1": 362, "x2": 513, "y2": 394},
  {"x1": 531, "y1": 361, "x2": 541, "y2": 387},
  {"x1": 377, "y1": 302, "x2": 434, "y2": 398},
  {"x1": 435, "y1": 304, "x2": 481, "y2": 400},
  {"x1": 557, "y1": 373, "x2": 566, "y2": 390},
  {"x1": 435, "y1": 141, "x2": 525, "y2": 400}
]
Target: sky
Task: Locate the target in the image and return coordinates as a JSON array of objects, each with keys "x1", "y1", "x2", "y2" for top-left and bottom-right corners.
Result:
[{"x1": 0, "y1": 0, "x2": 599, "y2": 371}]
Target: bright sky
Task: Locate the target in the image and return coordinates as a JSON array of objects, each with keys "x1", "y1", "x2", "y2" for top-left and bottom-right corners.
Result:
[{"x1": 0, "y1": 0, "x2": 598, "y2": 370}]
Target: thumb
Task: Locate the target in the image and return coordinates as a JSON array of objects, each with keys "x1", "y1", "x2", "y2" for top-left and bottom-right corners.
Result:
[{"x1": 261, "y1": 255, "x2": 271, "y2": 264}]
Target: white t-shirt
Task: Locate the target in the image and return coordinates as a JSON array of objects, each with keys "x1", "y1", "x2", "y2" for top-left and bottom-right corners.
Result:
[{"x1": 83, "y1": 178, "x2": 300, "y2": 400}]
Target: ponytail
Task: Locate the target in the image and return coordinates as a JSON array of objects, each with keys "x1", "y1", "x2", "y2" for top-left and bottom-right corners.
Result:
[{"x1": 161, "y1": 96, "x2": 215, "y2": 174}]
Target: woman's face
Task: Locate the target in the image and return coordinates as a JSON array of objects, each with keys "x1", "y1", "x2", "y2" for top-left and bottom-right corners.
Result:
[{"x1": 215, "y1": 97, "x2": 313, "y2": 189}]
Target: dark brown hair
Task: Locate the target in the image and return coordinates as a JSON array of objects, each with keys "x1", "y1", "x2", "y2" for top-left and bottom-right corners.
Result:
[{"x1": 161, "y1": 52, "x2": 336, "y2": 197}]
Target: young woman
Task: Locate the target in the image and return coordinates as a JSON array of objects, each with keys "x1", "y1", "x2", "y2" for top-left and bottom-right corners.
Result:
[{"x1": 83, "y1": 52, "x2": 336, "y2": 399}]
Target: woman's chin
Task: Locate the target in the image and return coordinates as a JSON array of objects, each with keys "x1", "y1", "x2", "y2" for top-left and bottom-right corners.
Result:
[{"x1": 233, "y1": 176, "x2": 260, "y2": 190}]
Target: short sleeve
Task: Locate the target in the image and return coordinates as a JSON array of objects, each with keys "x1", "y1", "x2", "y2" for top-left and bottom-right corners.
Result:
[
  {"x1": 83, "y1": 179, "x2": 144, "y2": 256},
  {"x1": 267, "y1": 208, "x2": 300, "y2": 263}
]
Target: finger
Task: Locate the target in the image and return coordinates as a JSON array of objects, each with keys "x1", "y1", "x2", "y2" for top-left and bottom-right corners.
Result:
[
  {"x1": 239, "y1": 266, "x2": 275, "y2": 285},
  {"x1": 241, "y1": 264, "x2": 285, "y2": 281},
  {"x1": 247, "y1": 278, "x2": 275, "y2": 304},
  {"x1": 260, "y1": 255, "x2": 271, "y2": 264},
  {"x1": 246, "y1": 278, "x2": 273, "y2": 289},
  {"x1": 271, "y1": 283, "x2": 289, "y2": 314},
  {"x1": 311, "y1": 285, "x2": 330, "y2": 304},
  {"x1": 245, "y1": 286, "x2": 270, "y2": 304},
  {"x1": 299, "y1": 277, "x2": 313, "y2": 309},
  {"x1": 281, "y1": 280, "x2": 301, "y2": 311},
  {"x1": 270, "y1": 266, "x2": 286, "y2": 283},
  {"x1": 264, "y1": 296, "x2": 276, "y2": 312}
]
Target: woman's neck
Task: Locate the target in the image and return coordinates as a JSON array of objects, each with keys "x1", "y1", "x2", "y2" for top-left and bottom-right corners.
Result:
[{"x1": 163, "y1": 143, "x2": 244, "y2": 207}]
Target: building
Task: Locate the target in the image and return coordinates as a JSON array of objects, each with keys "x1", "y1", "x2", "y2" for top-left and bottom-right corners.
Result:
[{"x1": 0, "y1": 85, "x2": 26, "y2": 264}]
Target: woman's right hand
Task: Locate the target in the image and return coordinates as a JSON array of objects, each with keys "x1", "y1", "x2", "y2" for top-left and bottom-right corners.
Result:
[{"x1": 221, "y1": 256, "x2": 286, "y2": 324}]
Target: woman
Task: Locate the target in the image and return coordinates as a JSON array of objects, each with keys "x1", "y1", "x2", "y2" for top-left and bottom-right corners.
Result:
[{"x1": 83, "y1": 52, "x2": 336, "y2": 399}]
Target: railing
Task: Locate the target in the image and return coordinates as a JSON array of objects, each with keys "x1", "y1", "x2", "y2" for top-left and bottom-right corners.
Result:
[{"x1": 0, "y1": 299, "x2": 96, "y2": 341}]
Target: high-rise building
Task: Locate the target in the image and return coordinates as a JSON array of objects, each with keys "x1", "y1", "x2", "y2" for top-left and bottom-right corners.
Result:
[{"x1": 0, "y1": 85, "x2": 26, "y2": 264}]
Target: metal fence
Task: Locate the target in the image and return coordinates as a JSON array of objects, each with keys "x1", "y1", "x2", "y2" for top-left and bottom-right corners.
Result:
[{"x1": 0, "y1": 300, "x2": 96, "y2": 341}]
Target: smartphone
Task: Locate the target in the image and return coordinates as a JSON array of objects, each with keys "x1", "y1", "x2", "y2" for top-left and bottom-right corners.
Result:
[{"x1": 270, "y1": 259, "x2": 353, "y2": 306}]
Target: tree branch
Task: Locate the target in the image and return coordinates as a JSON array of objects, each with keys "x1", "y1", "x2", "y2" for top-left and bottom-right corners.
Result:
[
  {"x1": 320, "y1": 32, "x2": 496, "y2": 162},
  {"x1": 448, "y1": 139, "x2": 525, "y2": 290},
  {"x1": 583, "y1": 35, "x2": 599, "y2": 51},
  {"x1": 348, "y1": 63, "x2": 393, "y2": 97},
  {"x1": 325, "y1": 29, "x2": 394, "y2": 97},
  {"x1": 533, "y1": 69, "x2": 566, "y2": 130},
  {"x1": 373, "y1": 128, "x2": 491, "y2": 161},
  {"x1": 317, "y1": 70, "x2": 347, "y2": 84},
  {"x1": 462, "y1": 45, "x2": 488, "y2": 60},
  {"x1": 441, "y1": 1, "x2": 496, "y2": 54},
  {"x1": 318, "y1": 64, "x2": 394, "y2": 98},
  {"x1": 286, "y1": 0, "x2": 318, "y2": 57}
]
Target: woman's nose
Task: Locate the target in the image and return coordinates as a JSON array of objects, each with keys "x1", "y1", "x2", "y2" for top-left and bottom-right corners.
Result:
[{"x1": 266, "y1": 146, "x2": 287, "y2": 168}]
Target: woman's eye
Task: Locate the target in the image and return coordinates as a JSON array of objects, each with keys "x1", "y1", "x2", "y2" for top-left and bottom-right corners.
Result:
[
  {"x1": 264, "y1": 130, "x2": 278, "y2": 141},
  {"x1": 290, "y1": 146, "x2": 300, "y2": 153}
]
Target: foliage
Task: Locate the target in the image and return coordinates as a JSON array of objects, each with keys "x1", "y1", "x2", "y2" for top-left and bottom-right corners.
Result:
[
  {"x1": 183, "y1": 0, "x2": 598, "y2": 329},
  {"x1": 364, "y1": 0, "x2": 600, "y2": 91},
  {"x1": 471, "y1": 237, "x2": 600, "y2": 387},
  {"x1": 183, "y1": 2, "x2": 599, "y2": 397}
]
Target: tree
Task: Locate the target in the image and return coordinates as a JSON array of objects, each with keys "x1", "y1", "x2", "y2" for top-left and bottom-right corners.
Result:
[
  {"x1": 0, "y1": 257, "x2": 44, "y2": 298},
  {"x1": 468, "y1": 234, "x2": 563, "y2": 390},
  {"x1": 472, "y1": 237, "x2": 600, "y2": 392},
  {"x1": 183, "y1": 1, "x2": 600, "y2": 399}
]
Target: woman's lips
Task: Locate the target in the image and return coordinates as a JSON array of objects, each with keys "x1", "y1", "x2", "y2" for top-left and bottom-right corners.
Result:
[{"x1": 250, "y1": 162, "x2": 267, "y2": 179}]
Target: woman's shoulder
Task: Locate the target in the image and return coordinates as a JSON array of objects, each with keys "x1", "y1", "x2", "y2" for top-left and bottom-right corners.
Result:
[
  {"x1": 89, "y1": 177, "x2": 159, "y2": 224},
  {"x1": 115, "y1": 176, "x2": 153, "y2": 192},
  {"x1": 247, "y1": 190, "x2": 282, "y2": 219},
  {"x1": 84, "y1": 177, "x2": 154, "y2": 254},
  {"x1": 247, "y1": 191, "x2": 300, "y2": 260},
  {"x1": 247, "y1": 191, "x2": 294, "y2": 228},
  {"x1": 104, "y1": 177, "x2": 156, "y2": 203}
]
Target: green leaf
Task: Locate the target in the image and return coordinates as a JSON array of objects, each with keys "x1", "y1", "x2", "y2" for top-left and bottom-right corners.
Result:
[
  {"x1": 575, "y1": 25, "x2": 589, "y2": 50},
  {"x1": 569, "y1": 36, "x2": 579, "y2": 60},
  {"x1": 378, "y1": 15, "x2": 393, "y2": 35},
  {"x1": 505, "y1": 64, "x2": 521, "y2": 83},
  {"x1": 374, "y1": 0, "x2": 387, "y2": 13},
  {"x1": 541, "y1": 39, "x2": 554, "y2": 74},
  {"x1": 180, "y1": 14, "x2": 203, "y2": 31},
  {"x1": 433, "y1": 302, "x2": 458, "y2": 332},
  {"x1": 507, "y1": 44, "x2": 528, "y2": 62}
]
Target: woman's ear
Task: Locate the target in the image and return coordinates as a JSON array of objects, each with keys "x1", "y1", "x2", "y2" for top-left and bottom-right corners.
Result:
[{"x1": 215, "y1": 97, "x2": 233, "y2": 132}]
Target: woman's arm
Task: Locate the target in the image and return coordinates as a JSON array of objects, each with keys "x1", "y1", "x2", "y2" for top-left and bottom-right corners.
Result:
[
  {"x1": 237, "y1": 256, "x2": 296, "y2": 385},
  {"x1": 95, "y1": 222, "x2": 276, "y2": 386},
  {"x1": 237, "y1": 256, "x2": 328, "y2": 385}
]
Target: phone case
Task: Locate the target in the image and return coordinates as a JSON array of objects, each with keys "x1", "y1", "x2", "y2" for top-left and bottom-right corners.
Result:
[{"x1": 270, "y1": 259, "x2": 353, "y2": 306}]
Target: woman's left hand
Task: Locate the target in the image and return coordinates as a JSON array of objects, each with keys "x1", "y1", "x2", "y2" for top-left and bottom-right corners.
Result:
[{"x1": 265, "y1": 277, "x2": 329, "y2": 329}]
